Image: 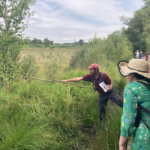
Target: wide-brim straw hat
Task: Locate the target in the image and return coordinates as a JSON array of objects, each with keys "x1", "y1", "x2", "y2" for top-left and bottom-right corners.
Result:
[{"x1": 117, "y1": 59, "x2": 150, "y2": 79}]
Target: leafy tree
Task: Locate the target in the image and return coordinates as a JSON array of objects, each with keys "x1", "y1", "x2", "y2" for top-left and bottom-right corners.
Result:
[
  {"x1": 31, "y1": 38, "x2": 43, "y2": 46},
  {"x1": 79, "y1": 39, "x2": 84, "y2": 46},
  {"x1": 38, "y1": 39, "x2": 43, "y2": 45},
  {"x1": 70, "y1": 31, "x2": 133, "y2": 69},
  {"x1": 32, "y1": 38, "x2": 38, "y2": 46},
  {"x1": 43, "y1": 38, "x2": 51, "y2": 48},
  {"x1": 23, "y1": 37, "x2": 32, "y2": 45},
  {"x1": 0, "y1": 0, "x2": 36, "y2": 90},
  {"x1": 120, "y1": 0, "x2": 150, "y2": 52}
]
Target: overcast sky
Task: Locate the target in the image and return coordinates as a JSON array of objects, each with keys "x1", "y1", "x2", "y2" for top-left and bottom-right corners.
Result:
[{"x1": 24, "y1": 0, "x2": 144, "y2": 43}]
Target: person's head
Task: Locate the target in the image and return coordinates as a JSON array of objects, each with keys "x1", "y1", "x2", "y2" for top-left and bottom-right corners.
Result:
[
  {"x1": 87, "y1": 63, "x2": 99, "y2": 75},
  {"x1": 144, "y1": 52, "x2": 149, "y2": 61},
  {"x1": 148, "y1": 53, "x2": 150, "y2": 63},
  {"x1": 140, "y1": 51, "x2": 143, "y2": 54},
  {"x1": 127, "y1": 73, "x2": 149, "y2": 83},
  {"x1": 117, "y1": 59, "x2": 150, "y2": 83}
]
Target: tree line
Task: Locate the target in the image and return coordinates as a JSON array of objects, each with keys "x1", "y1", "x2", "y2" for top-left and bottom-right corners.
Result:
[
  {"x1": 23, "y1": 38, "x2": 86, "y2": 48},
  {"x1": 24, "y1": 37, "x2": 54, "y2": 48}
]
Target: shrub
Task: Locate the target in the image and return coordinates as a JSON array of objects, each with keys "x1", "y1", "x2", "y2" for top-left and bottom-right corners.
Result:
[
  {"x1": 70, "y1": 45, "x2": 88, "y2": 69},
  {"x1": 44, "y1": 61, "x2": 60, "y2": 79},
  {"x1": 19, "y1": 55, "x2": 39, "y2": 77},
  {"x1": 36, "y1": 44, "x2": 44, "y2": 48},
  {"x1": 70, "y1": 30, "x2": 133, "y2": 69}
]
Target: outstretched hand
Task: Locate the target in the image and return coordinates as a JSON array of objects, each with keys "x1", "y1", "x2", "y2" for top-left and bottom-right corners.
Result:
[
  {"x1": 119, "y1": 145, "x2": 126, "y2": 150},
  {"x1": 62, "y1": 80, "x2": 68, "y2": 83}
]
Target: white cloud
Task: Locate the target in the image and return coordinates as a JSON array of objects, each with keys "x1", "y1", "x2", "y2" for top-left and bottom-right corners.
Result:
[
  {"x1": 23, "y1": 0, "x2": 144, "y2": 43},
  {"x1": 44, "y1": 0, "x2": 135, "y2": 23},
  {"x1": 62, "y1": 38, "x2": 69, "y2": 41},
  {"x1": 36, "y1": 1, "x2": 52, "y2": 11},
  {"x1": 29, "y1": 21, "x2": 36, "y2": 24}
]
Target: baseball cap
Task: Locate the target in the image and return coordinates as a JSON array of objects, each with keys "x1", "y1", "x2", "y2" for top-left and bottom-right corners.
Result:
[{"x1": 87, "y1": 63, "x2": 99, "y2": 69}]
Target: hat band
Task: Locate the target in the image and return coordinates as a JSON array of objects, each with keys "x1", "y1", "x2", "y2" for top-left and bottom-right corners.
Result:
[{"x1": 127, "y1": 66, "x2": 148, "y2": 73}]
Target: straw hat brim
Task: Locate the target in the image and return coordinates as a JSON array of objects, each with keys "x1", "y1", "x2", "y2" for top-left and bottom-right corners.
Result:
[{"x1": 117, "y1": 60, "x2": 150, "y2": 79}]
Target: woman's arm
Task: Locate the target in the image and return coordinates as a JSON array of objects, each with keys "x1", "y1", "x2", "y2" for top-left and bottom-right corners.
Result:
[
  {"x1": 119, "y1": 136, "x2": 128, "y2": 150},
  {"x1": 119, "y1": 83, "x2": 138, "y2": 148}
]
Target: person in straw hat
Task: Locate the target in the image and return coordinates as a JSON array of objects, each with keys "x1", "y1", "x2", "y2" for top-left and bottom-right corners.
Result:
[{"x1": 118, "y1": 59, "x2": 150, "y2": 150}]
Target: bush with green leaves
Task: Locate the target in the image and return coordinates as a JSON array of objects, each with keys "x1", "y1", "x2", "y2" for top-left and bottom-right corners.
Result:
[
  {"x1": 69, "y1": 45, "x2": 88, "y2": 69},
  {"x1": 19, "y1": 55, "x2": 39, "y2": 77},
  {"x1": 44, "y1": 61, "x2": 60, "y2": 79},
  {"x1": 70, "y1": 30, "x2": 133, "y2": 69},
  {"x1": 0, "y1": 0, "x2": 35, "y2": 87}
]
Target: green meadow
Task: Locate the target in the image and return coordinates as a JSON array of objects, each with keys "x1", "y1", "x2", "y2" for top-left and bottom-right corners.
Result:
[{"x1": 0, "y1": 34, "x2": 133, "y2": 150}]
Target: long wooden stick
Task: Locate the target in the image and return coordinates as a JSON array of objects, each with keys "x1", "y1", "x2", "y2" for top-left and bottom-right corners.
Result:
[{"x1": 18, "y1": 76, "x2": 84, "y2": 88}]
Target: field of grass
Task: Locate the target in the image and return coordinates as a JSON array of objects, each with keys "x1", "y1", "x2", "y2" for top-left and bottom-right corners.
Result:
[{"x1": 0, "y1": 47, "x2": 127, "y2": 150}]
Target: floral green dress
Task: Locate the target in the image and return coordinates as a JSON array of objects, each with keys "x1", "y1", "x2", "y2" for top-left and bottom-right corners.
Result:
[{"x1": 121, "y1": 80, "x2": 150, "y2": 150}]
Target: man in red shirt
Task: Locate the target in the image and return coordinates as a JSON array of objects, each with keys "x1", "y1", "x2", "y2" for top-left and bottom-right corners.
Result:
[{"x1": 62, "y1": 63, "x2": 123, "y2": 125}]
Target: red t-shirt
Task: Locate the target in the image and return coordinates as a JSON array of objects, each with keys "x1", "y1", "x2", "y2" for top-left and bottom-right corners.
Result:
[
  {"x1": 149, "y1": 68, "x2": 150, "y2": 73},
  {"x1": 83, "y1": 72, "x2": 111, "y2": 95}
]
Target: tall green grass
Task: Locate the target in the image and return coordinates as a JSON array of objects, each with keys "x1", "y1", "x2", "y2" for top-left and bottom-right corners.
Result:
[
  {"x1": 0, "y1": 34, "x2": 131, "y2": 149},
  {"x1": 0, "y1": 67, "x2": 126, "y2": 150}
]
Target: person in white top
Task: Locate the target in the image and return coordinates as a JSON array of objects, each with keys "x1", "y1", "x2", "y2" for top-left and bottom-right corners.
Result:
[
  {"x1": 136, "y1": 50, "x2": 140, "y2": 59},
  {"x1": 136, "y1": 50, "x2": 139, "y2": 59}
]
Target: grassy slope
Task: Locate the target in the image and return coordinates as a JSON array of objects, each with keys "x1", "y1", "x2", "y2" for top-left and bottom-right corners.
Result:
[{"x1": 0, "y1": 48, "x2": 127, "y2": 150}]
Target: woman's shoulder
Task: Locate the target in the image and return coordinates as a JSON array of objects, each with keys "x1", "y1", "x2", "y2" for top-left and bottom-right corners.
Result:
[
  {"x1": 124, "y1": 81, "x2": 142, "y2": 93},
  {"x1": 125, "y1": 81, "x2": 139, "y2": 89},
  {"x1": 125, "y1": 81, "x2": 149, "y2": 91}
]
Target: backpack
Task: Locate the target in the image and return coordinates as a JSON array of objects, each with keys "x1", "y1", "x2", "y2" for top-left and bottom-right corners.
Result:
[
  {"x1": 91, "y1": 72, "x2": 105, "y2": 91},
  {"x1": 91, "y1": 72, "x2": 105, "y2": 83},
  {"x1": 135, "y1": 81, "x2": 150, "y2": 130}
]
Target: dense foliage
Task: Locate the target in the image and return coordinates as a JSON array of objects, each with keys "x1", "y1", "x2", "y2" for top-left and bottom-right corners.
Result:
[
  {"x1": 120, "y1": 0, "x2": 150, "y2": 52},
  {"x1": 70, "y1": 30, "x2": 133, "y2": 69},
  {"x1": 0, "y1": 0, "x2": 35, "y2": 87}
]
